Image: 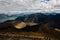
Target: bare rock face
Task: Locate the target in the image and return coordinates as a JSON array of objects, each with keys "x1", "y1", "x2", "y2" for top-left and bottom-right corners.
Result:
[
  {"x1": 27, "y1": 22, "x2": 38, "y2": 26},
  {"x1": 14, "y1": 22, "x2": 26, "y2": 29},
  {"x1": 14, "y1": 22, "x2": 38, "y2": 29},
  {"x1": 54, "y1": 28, "x2": 60, "y2": 32}
]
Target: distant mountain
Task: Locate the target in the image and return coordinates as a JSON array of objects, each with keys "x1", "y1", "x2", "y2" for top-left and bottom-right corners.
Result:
[
  {"x1": 15, "y1": 13, "x2": 60, "y2": 29},
  {"x1": 0, "y1": 14, "x2": 18, "y2": 23}
]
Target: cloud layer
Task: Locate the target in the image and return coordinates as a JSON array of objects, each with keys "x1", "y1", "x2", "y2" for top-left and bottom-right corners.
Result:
[{"x1": 0, "y1": 0, "x2": 60, "y2": 14}]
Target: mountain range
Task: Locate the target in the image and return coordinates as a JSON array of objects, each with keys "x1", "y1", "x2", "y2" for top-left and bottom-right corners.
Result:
[{"x1": 0, "y1": 13, "x2": 60, "y2": 29}]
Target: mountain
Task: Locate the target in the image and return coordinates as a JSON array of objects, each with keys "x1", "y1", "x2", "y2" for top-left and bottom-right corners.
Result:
[
  {"x1": 0, "y1": 13, "x2": 20, "y2": 23},
  {"x1": 0, "y1": 12, "x2": 59, "y2": 23},
  {"x1": 15, "y1": 13, "x2": 60, "y2": 29},
  {"x1": 0, "y1": 13, "x2": 29, "y2": 23}
]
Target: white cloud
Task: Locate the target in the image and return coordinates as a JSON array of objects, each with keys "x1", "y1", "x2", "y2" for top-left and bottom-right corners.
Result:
[{"x1": 0, "y1": 0, "x2": 60, "y2": 14}]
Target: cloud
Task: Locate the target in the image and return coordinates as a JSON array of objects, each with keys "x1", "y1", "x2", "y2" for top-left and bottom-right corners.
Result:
[{"x1": 0, "y1": 0, "x2": 60, "y2": 14}]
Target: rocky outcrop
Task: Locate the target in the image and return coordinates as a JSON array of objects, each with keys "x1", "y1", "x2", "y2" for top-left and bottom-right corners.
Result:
[{"x1": 14, "y1": 22, "x2": 38, "y2": 29}]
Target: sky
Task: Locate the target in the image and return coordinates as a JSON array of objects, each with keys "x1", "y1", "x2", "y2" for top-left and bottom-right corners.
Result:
[{"x1": 0, "y1": 0, "x2": 60, "y2": 14}]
